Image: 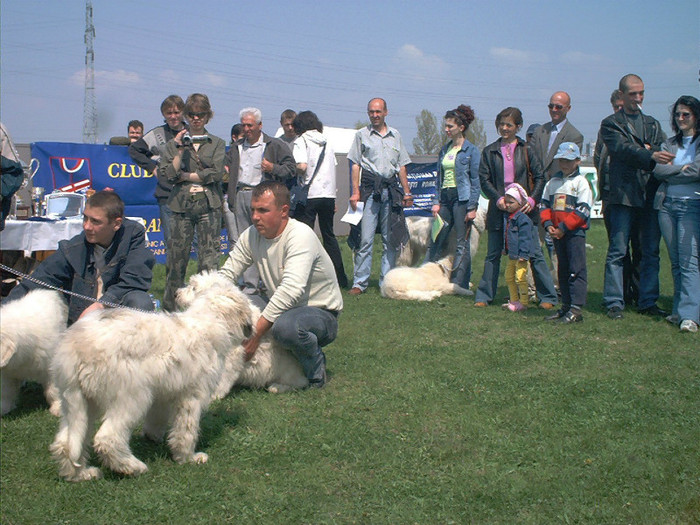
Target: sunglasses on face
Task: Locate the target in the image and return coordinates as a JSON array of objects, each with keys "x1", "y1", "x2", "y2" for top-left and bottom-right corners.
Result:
[
  {"x1": 548, "y1": 104, "x2": 565, "y2": 110},
  {"x1": 674, "y1": 111, "x2": 692, "y2": 119},
  {"x1": 188, "y1": 112, "x2": 207, "y2": 119}
]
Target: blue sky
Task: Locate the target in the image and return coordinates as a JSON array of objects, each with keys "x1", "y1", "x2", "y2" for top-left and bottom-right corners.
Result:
[{"x1": 1, "y1": 0, "x2": 698, "y2": 151}]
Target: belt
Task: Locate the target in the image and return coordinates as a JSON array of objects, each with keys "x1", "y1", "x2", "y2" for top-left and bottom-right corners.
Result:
[{"x1": 237, "y1": 184, "x2": 255, "y2": 191}]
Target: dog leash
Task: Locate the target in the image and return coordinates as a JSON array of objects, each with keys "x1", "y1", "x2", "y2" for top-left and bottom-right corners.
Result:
[{"x1": 0, "y1": 262, "x2": 154, "y2": 313}]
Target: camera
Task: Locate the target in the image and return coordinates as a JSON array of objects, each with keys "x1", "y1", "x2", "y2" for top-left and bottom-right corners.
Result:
[{"x1": 181, "y1": 132, "x2": 208, "y2": 146}]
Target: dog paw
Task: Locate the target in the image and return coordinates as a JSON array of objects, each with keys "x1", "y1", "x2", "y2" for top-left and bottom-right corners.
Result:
[
  {"x1": 66, "y1": 466, "x2": 103, "y2": 482},
  {"x1": 117, "y1": 459, "x2": 148, "y2": 477},
  {"x1": 49, "y1": 402, "x2": 62, "y2": 418},
  {"x1": 191, "y1": 452, "x2": 209, "y2": 464}
]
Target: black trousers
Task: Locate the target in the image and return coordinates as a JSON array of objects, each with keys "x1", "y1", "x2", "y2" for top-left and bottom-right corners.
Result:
[
  {"x1": 554, "y1": 233, "x2": 588, "y2": 309},
  {"x1": 294, "y1": 197, "x2": 348, "y2": 288}
]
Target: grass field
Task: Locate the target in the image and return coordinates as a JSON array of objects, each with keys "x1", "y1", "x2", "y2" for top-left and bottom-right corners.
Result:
[{"x1": 1, "y1": 221, "x2": 698, "y2": 524}]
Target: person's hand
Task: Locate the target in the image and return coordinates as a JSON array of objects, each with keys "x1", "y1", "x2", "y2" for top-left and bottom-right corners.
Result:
[
  {"x1": 550, "y1": 228, "x2": 564, "y2": 240},
  {"x1": 466, "y1": 209, "x2": 476, "y2": 222},
  {"x1": 174, "y1": 129, "x2": 188, "y2": 148},
  {"x1": 402, "y1": 193, "x2": 413, "y2": 208},
  {"x1": 78, "y1": 301, "x2": 105, "y2": 320},
  {"x1": 261, "y1": 158, "x2": 274, "y2": 173},
  {"x1": 520, "y1": 201, "x2": 532, "y2": 214},
  {"x1": 242, "y1": 334, "x2": 261, "y2": 361},
  {"x1": 652, "y1": 151, "x2": 675, "y2": 164},
  {"x1": 349, "y1": 192, "x2": 360, "y2": 211},
  {"x1": 496, "y1": 197, "x2": 507, "y2": 211},
  {"x1": 431, "y1": 204, "x2": 440, "y2": 217}
]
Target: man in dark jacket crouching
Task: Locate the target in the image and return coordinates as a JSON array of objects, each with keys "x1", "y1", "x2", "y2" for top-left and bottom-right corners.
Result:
[{"x1": 6, "y1": 190, "x2": 155, "y2": 324}]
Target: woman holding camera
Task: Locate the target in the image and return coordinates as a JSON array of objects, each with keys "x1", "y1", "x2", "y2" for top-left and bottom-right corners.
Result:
[{"x1": 160, "y1": 93, "x2": 225, "y2": 311}]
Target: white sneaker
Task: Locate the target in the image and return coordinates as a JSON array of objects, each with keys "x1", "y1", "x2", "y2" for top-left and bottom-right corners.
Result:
[{"x1": 680, "y1": 320, "x2": 698, "y2": 333}]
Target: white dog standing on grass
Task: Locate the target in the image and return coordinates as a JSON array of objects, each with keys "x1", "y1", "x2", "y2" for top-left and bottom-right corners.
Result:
[
  {"x1": 0, "y1": 289, "x2": 67, "y2": 417},
  {"x1": 49, "y1": 277, "x2": 254, "y2": 482},
  {"x1": 176, "y1": 271, "x2": 309, "y2": 397}
]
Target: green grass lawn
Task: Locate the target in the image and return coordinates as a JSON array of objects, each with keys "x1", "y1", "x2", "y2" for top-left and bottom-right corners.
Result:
[{"x1": 1, "y1": 221, "x2": 698, "y2": 524}]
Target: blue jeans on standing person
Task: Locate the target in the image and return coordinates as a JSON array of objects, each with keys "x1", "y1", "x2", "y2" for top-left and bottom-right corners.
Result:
[
  {"x1": 426, "y1": 188, "x2": 472, "y2": 289},
  {"x1": 352, "y1": 188, "x2": 395, "y2": 290},
  {"x1": 270, "y1": 306, "x2": 339, "y2": 387},
  {"x1": 603, "y1": 203, "x2": 661, "y2": 311},
  {"x1": 158, "y1": 201, "x2": 173, "y2": 249},
  {"x1": 658, "y1": 197, "x2": 700, "y2": 324},
  {"x1": 475, "y1": 227, "x2": 558, "y2": 305}
]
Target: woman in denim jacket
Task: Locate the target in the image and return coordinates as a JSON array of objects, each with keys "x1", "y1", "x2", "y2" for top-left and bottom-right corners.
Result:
[{"x1": 425, "y1": 105, "x2": 481, "y2": 290}]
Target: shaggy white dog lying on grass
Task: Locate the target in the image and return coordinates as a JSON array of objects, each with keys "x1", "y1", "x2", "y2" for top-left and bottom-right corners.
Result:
[
  {"x1": 176, "y1": 271, "x2": 309, "y2": 398},
  {"x1": 0, "y1": 289, "x2": 67, "y2": 417},
  {"x1": 381, "y1": 255, "x2": 473, "y2": 301},
  {"x1": 49, "y1": 275, "x2": 254, "y2": 482}
]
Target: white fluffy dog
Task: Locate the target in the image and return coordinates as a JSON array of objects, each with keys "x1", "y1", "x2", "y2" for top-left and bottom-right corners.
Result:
[
  {"x1": 176, "y1": 271, "x2": 309, "y2": 398},
  {"x1": 396, "y1": 209, "x2": 486, "y2": 267},
  {"x1": 49, "y1": 277, "x2": 254, "y2": 482},
  {"x1": 1, "y1": 289, "x2": 67, "y2": 417},
  {"x1": 381, "y1": 255, "x2": 473, "y2": 301}
]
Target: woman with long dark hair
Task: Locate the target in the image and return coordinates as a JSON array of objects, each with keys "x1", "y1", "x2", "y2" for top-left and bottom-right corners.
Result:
[
  {"x1": 425, "y1": 104, "x2": 480, "y2": 290},
  {"x1": 653, "y1": 95, "x2": 700, "y2": 333}
]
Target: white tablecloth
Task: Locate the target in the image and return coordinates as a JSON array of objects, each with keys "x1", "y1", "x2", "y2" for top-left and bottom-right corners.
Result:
[{"x1": 0, "y1": 218, "x2": 84, "y2": 252}]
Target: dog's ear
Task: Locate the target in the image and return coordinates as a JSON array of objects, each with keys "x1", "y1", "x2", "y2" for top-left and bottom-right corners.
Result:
[{"x1": 0, "y1": 338, "x2": 17, "y2": 368}]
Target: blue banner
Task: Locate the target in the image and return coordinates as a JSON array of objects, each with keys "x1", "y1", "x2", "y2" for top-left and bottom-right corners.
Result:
[
  {"x1": 30, "y1": 142, "x2": 231, "y2": 263},
  {"x1": 404, "y1": 162, "x2": 437, "y2": 217}
]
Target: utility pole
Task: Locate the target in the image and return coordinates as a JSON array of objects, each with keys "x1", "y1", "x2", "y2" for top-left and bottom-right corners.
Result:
[{"x1": 82, "y1": 1, "x2": 97, "y2": 143}]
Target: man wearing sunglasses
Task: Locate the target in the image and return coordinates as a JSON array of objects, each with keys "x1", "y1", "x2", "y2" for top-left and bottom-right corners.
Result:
[
  {"x1": 600, "y1": 73, "x2": 672, "y2": 320},
  {"x1": 531, "y1": 91, "x2": 584, "y2": 180}
]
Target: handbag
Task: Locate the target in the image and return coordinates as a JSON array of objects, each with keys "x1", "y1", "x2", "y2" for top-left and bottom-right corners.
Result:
[{"x1": 290, "y1": 143, "x2": 326, "y2": 214}]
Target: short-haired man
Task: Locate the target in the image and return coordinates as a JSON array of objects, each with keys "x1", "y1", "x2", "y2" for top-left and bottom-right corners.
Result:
[
  {"x1": 347, "y1": 98, "x2": 412, "y2": 295},
  {"x1": 225, "y1": 107, "x2": 296, "y2": 294},
  {"x1": 127, "y1": 120, "x2": 144, "y2": 143},
  {"x1": 220, "y1": 181, "x2": 342, "y2": 388},
  {"x1": 530, "y1": 92, "x2": 584, "y2": 180},
  {"x1": 594, "y1": 90, "x2": 641, "y2": 307},
  {"x1": 600, "y1": 74, "x2": 672, "y2": 320},
  {"x1": 6, "y1": 191, "x2": 155, "y2": 324},
  {"x1": 129, "y1": 95, "x2": 186, "y2": 247},
  {"x1": 279, "y1": 109, "x2": 297, "y2": 151}
]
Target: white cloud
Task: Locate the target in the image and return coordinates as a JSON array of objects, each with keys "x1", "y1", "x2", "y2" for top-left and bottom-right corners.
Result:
[
  {"x1": 70, "y1": 68, "x2": 141, "y2": 87},
  {"x1": 204, "y1": 72, "x2": 226, "y2": 87},
  {"x1": 489, "y1": 47, "x2": 547, "y2": 63},
  {"x1": 654, "y1": 58, "x2": 696, "y2": 74},
  {"x1": 393, "y1": 43, "x2": 449, "y2": 81},
  {"x1": 560, "y1": 50, "x2": 608, "y2": 65},
  {"x1": 159, "y1": 69, "x2": 181, "y2": 84}
]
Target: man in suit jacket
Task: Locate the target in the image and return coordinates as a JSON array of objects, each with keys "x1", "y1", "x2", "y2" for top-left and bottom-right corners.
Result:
[
  {"x1": 531, "y1": 91, "x2": 584, "y2": 181},
  {"x1": 600, "y1": 74, "x2": 672, "y2": 320}
]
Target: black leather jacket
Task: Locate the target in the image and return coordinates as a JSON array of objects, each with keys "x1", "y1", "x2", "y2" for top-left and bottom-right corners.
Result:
[
  {"x1": 600, "y1": 110, "x2": 665, "y2": 208},
  {"x1": 479, "y1": 137, "x2": 544, "y2": 231}
]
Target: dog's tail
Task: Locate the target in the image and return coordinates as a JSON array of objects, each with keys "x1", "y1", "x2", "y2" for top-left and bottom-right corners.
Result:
[{"x1": 50, "y1": 387, "x2": 99, "y2": 481}]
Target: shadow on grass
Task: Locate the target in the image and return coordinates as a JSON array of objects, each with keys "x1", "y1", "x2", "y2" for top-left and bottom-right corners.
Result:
[{"x1": 2, "y1": 381, "x2": 52, "y2": 420}]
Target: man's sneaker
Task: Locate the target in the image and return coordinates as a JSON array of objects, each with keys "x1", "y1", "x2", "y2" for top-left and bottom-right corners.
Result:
[
  {"x1": 545, "y1": 309, "x2": 568, "y2": 321},
  {"x1": 559, "y1": 309, "x2": 583, "y2": 324},
  {"x1": 665, "y1": 314, "x2": 680, "y2": 325},
  {"x1": 638, "y1": 304, "x2": 668, "y2": 317},
  {"x1": 474, "y1": 302, "x2": 488, "y2": 307},
  {"x1": 607, "y1": 306, "x2": 624, "y2": 320},
  {"x1": 680, "y1": 320, "x2": 698, "y2": 333},
  {"x1": 348, "y1": 287, "x2": 363, "y2": 296},
  {"x1": 539, "y1": 302, "x2": 556, "y2": 310}
]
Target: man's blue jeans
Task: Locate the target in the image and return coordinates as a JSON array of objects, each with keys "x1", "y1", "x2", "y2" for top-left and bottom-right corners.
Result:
[
  {"x1": 603, "y1": 203, "x2": 661, "y2": 310},
  {"x1": 352, "y1": 188, "x2": 395, "y2": 290},
  {"x1": 658, "y1": 197, "x2": 700, "y2": 323},
  {"x1": 270, "y1": 306, "x2": 338, "y2": 386}
]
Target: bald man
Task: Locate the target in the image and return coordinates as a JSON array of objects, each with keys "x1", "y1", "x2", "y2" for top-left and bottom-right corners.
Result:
[{"x1": 530, "y1": 91, "x2": 584, "y2": 180}]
